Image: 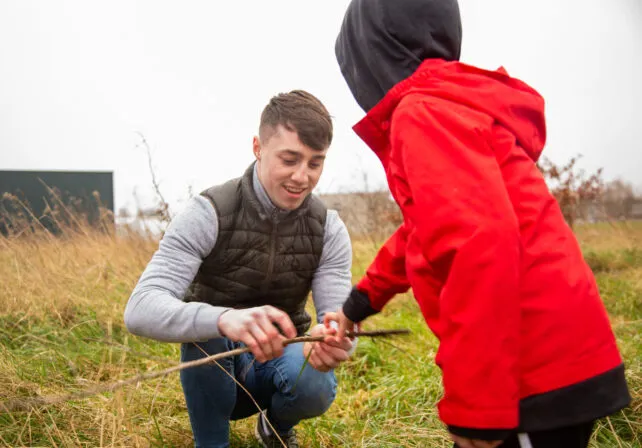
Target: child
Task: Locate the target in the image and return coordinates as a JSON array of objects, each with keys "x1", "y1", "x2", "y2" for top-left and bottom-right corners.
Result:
[{"x1": 329, "y1": 0, "x2": 631, "y2": 447}]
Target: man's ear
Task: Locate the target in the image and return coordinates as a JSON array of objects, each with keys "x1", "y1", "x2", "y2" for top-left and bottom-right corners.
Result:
[{"x1": 252, "y1": 136, "x2": 261, "y2": 161}]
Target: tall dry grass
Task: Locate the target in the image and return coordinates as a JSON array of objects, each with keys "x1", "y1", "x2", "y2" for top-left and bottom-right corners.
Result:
[{"x1": 0, "y1": 203, "x2": 640, "y2": 446}]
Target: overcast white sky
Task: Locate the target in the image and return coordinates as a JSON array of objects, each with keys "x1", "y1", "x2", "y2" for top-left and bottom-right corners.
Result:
[{"x1": 1, "y1": 0, "x2": 641, "y2": 213}]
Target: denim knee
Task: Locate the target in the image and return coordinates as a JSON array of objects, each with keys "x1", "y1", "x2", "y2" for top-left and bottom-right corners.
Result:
[
  {"x1": 279, "y1": 362, "x2": 337, "y2": 418},
  {"x1": 297, "y1": 370, "x2": 337, "y2": 417}
]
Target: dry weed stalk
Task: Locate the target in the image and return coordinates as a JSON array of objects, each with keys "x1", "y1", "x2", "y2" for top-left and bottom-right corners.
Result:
[{"x1": 135, "y1": 132, "x2": 171, "y2": 225}]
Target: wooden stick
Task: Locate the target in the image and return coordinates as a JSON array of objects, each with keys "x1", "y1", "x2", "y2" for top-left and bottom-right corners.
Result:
[{"x1": 0, "y1": 329, "x2": 410, "y2": 413}]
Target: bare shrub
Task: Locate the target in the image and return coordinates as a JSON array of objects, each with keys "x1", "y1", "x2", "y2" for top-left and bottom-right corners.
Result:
[{"x1": 537, "y1": 155, "x2": 604, "y2": 228}]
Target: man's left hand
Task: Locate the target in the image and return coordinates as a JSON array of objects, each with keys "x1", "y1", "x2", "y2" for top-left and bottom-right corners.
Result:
[{"x1": 303, "y1": 323, "x2": 352, "y2": 372}]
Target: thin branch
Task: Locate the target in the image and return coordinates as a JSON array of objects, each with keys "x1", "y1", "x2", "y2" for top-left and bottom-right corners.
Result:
[{"x1": 0, "y1": 329, "x2": 410, "y2": 413}]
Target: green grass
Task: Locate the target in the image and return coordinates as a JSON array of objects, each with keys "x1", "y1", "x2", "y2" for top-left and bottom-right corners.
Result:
[{"x1": 0, "y1": 222, "x2": 640, "y2": 446}]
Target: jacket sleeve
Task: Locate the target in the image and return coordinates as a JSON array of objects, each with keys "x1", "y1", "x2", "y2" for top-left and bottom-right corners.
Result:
[
  {"x1": 393, "y1": 99, "x2": 521, "y2": 430},
  {"x1": 342, "y1": 223, "x2": 411, "y2": 322}
]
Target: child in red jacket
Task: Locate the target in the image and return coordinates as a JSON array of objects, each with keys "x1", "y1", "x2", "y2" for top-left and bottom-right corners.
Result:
[{"x1": 329, "y1": 0, "x2": 631, "y2": 447}]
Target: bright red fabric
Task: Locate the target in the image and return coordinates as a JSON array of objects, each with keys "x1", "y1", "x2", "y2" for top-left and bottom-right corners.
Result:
[{"x1": 353, "y1": 59, "x2": 623, "y2": 429}]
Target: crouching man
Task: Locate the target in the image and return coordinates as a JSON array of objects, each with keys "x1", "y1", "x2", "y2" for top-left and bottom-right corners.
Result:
[{"x1": 125, "y1": 90, "x2": 354, "y2": 448}]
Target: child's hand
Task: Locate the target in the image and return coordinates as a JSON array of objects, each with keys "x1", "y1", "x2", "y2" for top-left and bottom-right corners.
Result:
[
  {"x1": 323, "y1": 309, "x2": 357, "y2": 343},
  {"x1": 450, "y1": 434, "x2": 502, "y2": 448}
]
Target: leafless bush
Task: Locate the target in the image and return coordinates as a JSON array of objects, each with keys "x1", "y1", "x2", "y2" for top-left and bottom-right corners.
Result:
[
  {"x1": 320, "y1": 190, "x2": 402, "y2": 243},
  {"x1": 602, "y1": 179, "x2": 638, "y2": 220},
  {"x1": 537, "y1": 155, "x2": 604, "y2": 228}
]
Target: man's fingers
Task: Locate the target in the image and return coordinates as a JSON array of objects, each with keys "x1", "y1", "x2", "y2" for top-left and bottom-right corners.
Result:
[
  {"x1": 264, "y1": 306, "x2": 297, "y2": 338},
  {"x1": 338, "y1": 338, "x2": 353, "y2": 351},
  {"x1": 320, "y1": 342, "x2": 350, "y2": 362},
  {"x1": 241, "y1": 332, "x2": 267, "y2": 363},
  {"x1": 312, "y1": 343, "x2": 339, "y2": 369},
  {"x1": 317, "y1": 324, "x2": 352, "y2": 352},
  {"x1": 307, "y1": 344, "x2": 323, "y2": 370},
  {"x1": 323, "y1": 334, "x2": 353, "y2": 351},
  {"x1": 247, "y1": 324, "x2": 272, "y2": 361},
  {"x1": 309, "y1": 350, "x2": 331, "y2": 372},
  {"x1": 271, "y1": 334, "x2": 286, "y2": 358},
  {"x1": 255, "y1": 313, "x2": 285, "y2": 358},
  {"x1": 309, "y1": 343, "x2": 332, "y2": 371},
  {"x1": 321, "y1": 326, "x2": 343, "y2": 346},
  {"x1": 322, "y1": 334, "x2": 341, "y2": 346},
  {"x1": 316, "y1": 341, "x2": 348, "y2": 365},
  {"x1": 308, "y1": 337, "x2": 351, "y2": 372}
]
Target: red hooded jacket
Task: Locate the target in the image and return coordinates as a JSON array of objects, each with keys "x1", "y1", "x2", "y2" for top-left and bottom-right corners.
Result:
[{"x1": 351, "y1": 59, "x2": 623, "y2": 429}]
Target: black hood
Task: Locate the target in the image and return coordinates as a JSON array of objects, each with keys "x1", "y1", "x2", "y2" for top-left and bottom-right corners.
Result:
[{"x1": 335, "y1": 0, "x2": 462, "y2": 112}]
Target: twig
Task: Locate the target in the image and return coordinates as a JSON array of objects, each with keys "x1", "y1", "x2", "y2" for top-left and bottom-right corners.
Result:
[{"x1": 0, "y1": 329, "x2": 410, "y2": 413}]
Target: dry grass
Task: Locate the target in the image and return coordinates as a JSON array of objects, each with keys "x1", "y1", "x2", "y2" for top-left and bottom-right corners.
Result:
[
  {"x1": 0, "y1": 232, "x2": 156, "y2": 320},
  {"x1": 575, "y1": 220, "x2": 642, "y2": 252},
  {"x1": 0, "y1": 217, "x2": 640, "y2": 446}
]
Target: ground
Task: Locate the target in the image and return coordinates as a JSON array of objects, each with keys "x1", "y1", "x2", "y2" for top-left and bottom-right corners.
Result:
[{"x1": 0, "y1": 221, "x2": 640, "y2": 447}]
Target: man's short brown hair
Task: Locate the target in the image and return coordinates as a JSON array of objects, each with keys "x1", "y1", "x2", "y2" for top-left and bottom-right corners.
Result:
[{"x1": 259, "y1": 90, "x2": 333, "y2": 151}]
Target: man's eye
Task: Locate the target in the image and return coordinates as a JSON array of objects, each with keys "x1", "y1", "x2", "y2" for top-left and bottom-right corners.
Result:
[
  {"x1": 282, "y1": 159, "x2": 297, "y2": 166},
  {"x1": 309, "y1": 162, "x2": 321, "y2": 169}
]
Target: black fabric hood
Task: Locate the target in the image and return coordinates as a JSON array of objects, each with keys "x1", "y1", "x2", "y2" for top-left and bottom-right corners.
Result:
[{"x1": 335, "y1": 0, "x2": 462, "y2": 112}]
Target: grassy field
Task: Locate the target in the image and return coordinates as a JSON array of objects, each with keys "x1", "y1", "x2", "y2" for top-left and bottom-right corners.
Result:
[{"x1": 0, "y1": 221, "x2": 640, "y2": 447}]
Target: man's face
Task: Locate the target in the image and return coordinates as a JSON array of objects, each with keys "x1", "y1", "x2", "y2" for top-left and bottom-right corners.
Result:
[{"x1": 253, "y1": 125, "x2": 327, "y2": 211}]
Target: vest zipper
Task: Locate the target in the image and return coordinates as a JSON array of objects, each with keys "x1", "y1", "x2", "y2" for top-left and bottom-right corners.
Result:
[{"x1": 262, "y1": 210, "x2": 278, "y2": 292}]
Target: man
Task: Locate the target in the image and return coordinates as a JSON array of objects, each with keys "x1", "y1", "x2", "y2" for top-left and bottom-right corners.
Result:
[
  {"x1": 125, "y1": 90, "x2": 354, "y2": 448},
  {"x1": 328, "y1": 1, "x2": 631, "y2": 447}
]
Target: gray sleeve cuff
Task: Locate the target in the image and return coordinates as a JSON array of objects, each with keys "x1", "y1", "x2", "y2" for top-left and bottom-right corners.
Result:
[{"x1": 192, "y1": 305, "x2": 231, "y2": 341}]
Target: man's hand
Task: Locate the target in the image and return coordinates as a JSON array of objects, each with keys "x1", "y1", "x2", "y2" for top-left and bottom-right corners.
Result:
[
  {"x1": 217, "y1": 306, "x2": 297, "y2": 363},
  {"x1": 450, "y1": 434, "x2": 503, "y2": 448},
  {"x1": 303, "y1": 323, "x2": 353, "y2": 372}
]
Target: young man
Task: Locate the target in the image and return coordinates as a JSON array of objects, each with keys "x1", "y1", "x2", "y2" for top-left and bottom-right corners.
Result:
[
  {"x1": 328, "y1": 1, "x2": 631, "y2": 447},
  {"x1": 125, "y1": 90, "x2": 354, "y2": 448}
]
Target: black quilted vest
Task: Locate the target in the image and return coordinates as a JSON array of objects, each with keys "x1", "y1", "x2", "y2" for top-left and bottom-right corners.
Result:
[{"x1": 185, "y1": 164, "x2": 326, "y2": 336}]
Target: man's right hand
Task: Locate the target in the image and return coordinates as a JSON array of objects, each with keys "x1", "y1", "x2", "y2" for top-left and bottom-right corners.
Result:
[{"x1": 217, "y1": 306, "x2": 297, "y2": 362}]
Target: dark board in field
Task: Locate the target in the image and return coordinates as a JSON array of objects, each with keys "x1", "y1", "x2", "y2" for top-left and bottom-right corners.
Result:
[{"x1": 0, "y1": 170, "x2": 114, "y2": 235}]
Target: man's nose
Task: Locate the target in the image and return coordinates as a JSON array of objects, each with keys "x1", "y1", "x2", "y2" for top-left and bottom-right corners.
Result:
[{"x1": 291, "y1": 165, "x2": 308, "y2": 183}]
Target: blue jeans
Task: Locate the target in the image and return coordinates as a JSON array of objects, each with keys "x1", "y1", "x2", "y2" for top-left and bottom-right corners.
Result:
[{"x1": 180, "y1": 338, "x2": 337, "y2": 448}]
